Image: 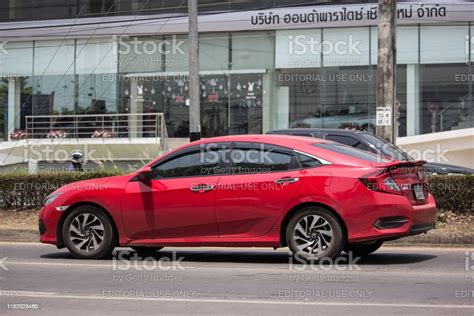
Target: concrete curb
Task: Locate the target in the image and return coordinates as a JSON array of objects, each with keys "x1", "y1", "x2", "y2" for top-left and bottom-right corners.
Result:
[{"x1": 0, "y1": 229, "x2": 39, "y2": 242}]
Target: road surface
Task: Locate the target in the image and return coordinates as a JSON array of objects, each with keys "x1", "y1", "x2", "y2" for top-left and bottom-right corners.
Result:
[{"x1": 0, "y1": 243, "x2": 473, "y2": 315}]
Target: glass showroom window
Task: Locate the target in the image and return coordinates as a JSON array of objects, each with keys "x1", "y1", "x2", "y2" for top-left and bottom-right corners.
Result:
[
  {"x1": 0, "y1": 79, "x2": 7, "y2": 140},
  {"x1": 33, "y1": 40, "x2": 76, "y2": 116},
  {"x1": 200, "y1": 33, "x2": 230, "y2": 137},
  {"x1": 274, "y1": 27, "x2": 374, "y2": 133},
  {"x1": 229, "y1": 31, "x2": 274, "y2": 134},
  {"x1": 0, "y1": 41, "x2": 34, "y2": 140},
  {"x1": 420, "y1": 25, "x2": 471, "y2": 134},
  {"x1": 76, "y1": 39, "x2": 117, "y2": 115}
]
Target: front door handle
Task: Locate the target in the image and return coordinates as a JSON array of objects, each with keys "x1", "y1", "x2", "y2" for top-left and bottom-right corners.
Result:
[
  {"x1": 190, "y1": 184, "x2": 215, "y2": 193},
  {"x1": 274, "y1": 177, "x2": 299, "y2": 184}
]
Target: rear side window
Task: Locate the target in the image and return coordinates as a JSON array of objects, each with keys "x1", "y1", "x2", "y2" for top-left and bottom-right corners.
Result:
[
  {"x1": 230, "y1": 149, "x2": 296, "y2": 174},
  {"x1": 296, "y1": 153, "x2": 322, "y2": 168},
  {"x1": 314, "y1": 143, "x2": 390, "y2": 163}
]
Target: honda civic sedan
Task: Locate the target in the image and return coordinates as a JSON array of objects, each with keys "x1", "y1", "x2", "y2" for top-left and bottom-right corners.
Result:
[{"x1": 39, "y1": 135, "x2": 437, "y2": 260}]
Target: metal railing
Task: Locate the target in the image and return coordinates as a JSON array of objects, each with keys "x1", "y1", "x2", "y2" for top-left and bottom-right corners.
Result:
[
  {"x1": 437, "y1": 97, "x2": 468, "y2": 132},
  {"x1": 25, "y1": 113, "x2": 168, "y2": 149}
]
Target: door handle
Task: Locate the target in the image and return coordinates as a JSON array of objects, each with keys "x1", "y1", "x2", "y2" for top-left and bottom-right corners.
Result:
[
  {"x1": 190, "y1": 184, "x2": 215, "y2": 193},
  {"x1": 274, "y1": 177, "x2": 299, "y2": 184}
]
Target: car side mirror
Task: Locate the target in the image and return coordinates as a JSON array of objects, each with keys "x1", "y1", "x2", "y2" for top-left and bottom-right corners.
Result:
[{"x1": 135, "y1": 166, "x2": 153, "y2": 182}]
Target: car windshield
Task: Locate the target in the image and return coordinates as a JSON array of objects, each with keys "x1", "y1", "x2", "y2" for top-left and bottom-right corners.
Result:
[
  {"x1": 313, "y1": 143, "x2": 391, "y2": 163},
  {"x1": 359, "y1": 133, "x2": 413, "y2": 161}
]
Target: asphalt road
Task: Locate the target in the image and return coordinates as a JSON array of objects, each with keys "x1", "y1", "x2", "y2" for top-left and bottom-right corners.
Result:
[{"x1": 0, "y1": 243, "x2": 473, "y2": 315}]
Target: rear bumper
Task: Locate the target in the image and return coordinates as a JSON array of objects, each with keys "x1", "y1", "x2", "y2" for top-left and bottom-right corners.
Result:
[
  {"x1": 347, "y1": 193, "x2": 437, "y2": 243},
  {"x1": 410, "y1": 222, "x2": 436, "y2": 236}
]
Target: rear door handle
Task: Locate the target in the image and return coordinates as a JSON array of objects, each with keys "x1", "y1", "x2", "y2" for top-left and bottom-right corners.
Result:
[
  {"x1": 274, "y1": 177, "x2": 299, "y2": 184},
  {"x1": 190, "y1": 184, "x2": 215, "y2": 193}
]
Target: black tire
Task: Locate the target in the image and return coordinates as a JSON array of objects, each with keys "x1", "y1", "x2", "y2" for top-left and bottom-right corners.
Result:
[
  {"x1": 286, "y1": 207, "x2": 344, "y2": 262},
  {"x1": 345, "y1": 240, "x2": 384, "y2": 257},
  {"x1": 131, "y1": 246, "x2": 164, "y2": 255},
  {"x1": 62, "y1": 205, "x2": 116, "y2": 259}
]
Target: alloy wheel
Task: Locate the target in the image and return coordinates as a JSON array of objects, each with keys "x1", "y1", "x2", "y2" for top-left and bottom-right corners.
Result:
[
  {"x1": 293, "y1": 214, "x2": 334, "y2": 256},
  {"x1": 68, "y1": 213, "x2": 105, "y2": 252}
]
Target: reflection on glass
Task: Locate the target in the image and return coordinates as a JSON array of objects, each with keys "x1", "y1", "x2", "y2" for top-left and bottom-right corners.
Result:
[{"x1": 229, "y1": 74, "x2": 263, "y2": 135}]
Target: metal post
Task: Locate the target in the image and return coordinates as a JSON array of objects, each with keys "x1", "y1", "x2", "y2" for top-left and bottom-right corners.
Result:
[
  {"x1": 188, "y1": 0, "x2": 201, "y2": 141},
  {"x1": 376, "y1": 0, "x2": 397, "y2": 143}
]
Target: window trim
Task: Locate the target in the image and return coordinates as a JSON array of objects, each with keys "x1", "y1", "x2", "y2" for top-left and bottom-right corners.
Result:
[{"x1": 294, "y1": 149, "x2": 332, "y2": 166}]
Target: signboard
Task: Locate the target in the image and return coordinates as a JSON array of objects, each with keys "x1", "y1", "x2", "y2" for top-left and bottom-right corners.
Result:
[
  {"x1": 2, "y1": 2, "x2": 474, "y2": 40},
  {"x1": 376, "y1": 107, "x2": 392, "y2": 126}
]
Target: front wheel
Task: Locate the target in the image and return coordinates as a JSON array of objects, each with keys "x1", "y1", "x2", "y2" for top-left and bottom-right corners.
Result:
[
  {"x1": 345, "y1": 240, "x2": 384, "y2": 257},
  {"x1": 286, "y1": 207, "x2": 344, "y2": 262},
  {"x1": 62, "y1": 206, "x2": 116, "y2": 259}
]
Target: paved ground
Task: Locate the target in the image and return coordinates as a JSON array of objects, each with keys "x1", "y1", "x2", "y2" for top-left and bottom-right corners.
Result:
[{"x1": 0, "y1": 243, "x2": 473, "y2": 315}]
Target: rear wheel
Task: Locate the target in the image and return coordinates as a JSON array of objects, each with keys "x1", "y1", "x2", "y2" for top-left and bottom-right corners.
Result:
[
  {"x1": 131, "y1": 246, "x2": 164, "y2": 255},
  {"x1": 345, "y1": 240, "x2": 384, "y2": 257},
  {"x1": 286, "y1": 207, "x2": 344, "y2": 262},
  {"x1": 62, "y1": 206, "x2": 116, "y2": 259}
]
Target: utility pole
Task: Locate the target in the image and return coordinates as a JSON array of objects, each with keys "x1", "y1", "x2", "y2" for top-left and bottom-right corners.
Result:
[
  {"x1": 376, "y1": 0, "x2": 397, "y2": 143},
  {"x1": 188, "y1": 0, "x2": 201, "y2": 141}
]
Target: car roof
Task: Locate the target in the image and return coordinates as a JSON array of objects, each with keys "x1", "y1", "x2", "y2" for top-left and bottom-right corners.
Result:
[
  {"x1": 193, "y1": 134, "x2": 329, "y2": 146},
  {"x1": 267, "y1": 128, "x2": 368, "y2": 135}
]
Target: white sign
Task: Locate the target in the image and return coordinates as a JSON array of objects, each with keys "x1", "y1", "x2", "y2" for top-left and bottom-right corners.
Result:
[
  {"x1": 376, "y1": 107, "x2": 392, "y2": 126},
  {"x1": 2, "y1": 2, "x2": 474, "y2": 40}
]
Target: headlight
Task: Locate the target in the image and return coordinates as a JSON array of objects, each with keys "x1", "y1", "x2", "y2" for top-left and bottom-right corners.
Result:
[{"x1": 43, "y1": 193, "x2": 62, "y2": 206}]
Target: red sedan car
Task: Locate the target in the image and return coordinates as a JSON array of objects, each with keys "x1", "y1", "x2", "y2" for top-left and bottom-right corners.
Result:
[{"x1": 39, "y1": 135, "x2": 436, "y2": 260}]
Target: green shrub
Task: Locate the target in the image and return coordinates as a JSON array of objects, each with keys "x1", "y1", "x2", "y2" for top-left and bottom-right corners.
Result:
[
  {"x1": 0, "y1": 171, "x2": 126, "y2": 210},
  {"x1": 428, "y1": 175, "x2": 473, "y2": 213}
]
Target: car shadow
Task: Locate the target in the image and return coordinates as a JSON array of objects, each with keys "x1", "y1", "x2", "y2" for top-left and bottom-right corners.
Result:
[{"x1": 41, "y1": 248, "x2": 437, "y2": 266}]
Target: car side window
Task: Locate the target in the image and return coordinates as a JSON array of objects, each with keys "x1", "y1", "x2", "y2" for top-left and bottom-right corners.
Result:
[
  {"x1": 228, "y1": 143, "x2": 298, "y2": 175},
  {"x1": 296, "y1": 153, "x2": 322, "y2": 168},
  {"x1": 324, "y1": 134, "x2": 370, "y2": 151},
  {"x1": 153, "y1": 150, "x2": 222, "y2": 179}
]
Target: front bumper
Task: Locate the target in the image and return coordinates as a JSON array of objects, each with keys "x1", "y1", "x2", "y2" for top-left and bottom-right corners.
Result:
[{"x1": 38, "y1": 205, "x2": 63, "y2": 245}]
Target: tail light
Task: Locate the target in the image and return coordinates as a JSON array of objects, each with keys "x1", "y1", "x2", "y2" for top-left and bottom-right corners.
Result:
[{"x1": 359, "y1": 171, "x2": 402, "y2": 195}]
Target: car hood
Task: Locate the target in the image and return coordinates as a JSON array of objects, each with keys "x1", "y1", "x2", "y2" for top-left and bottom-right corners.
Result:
[{"x1": 53, "y1": 175, "x2": 128, "y2": 195}]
